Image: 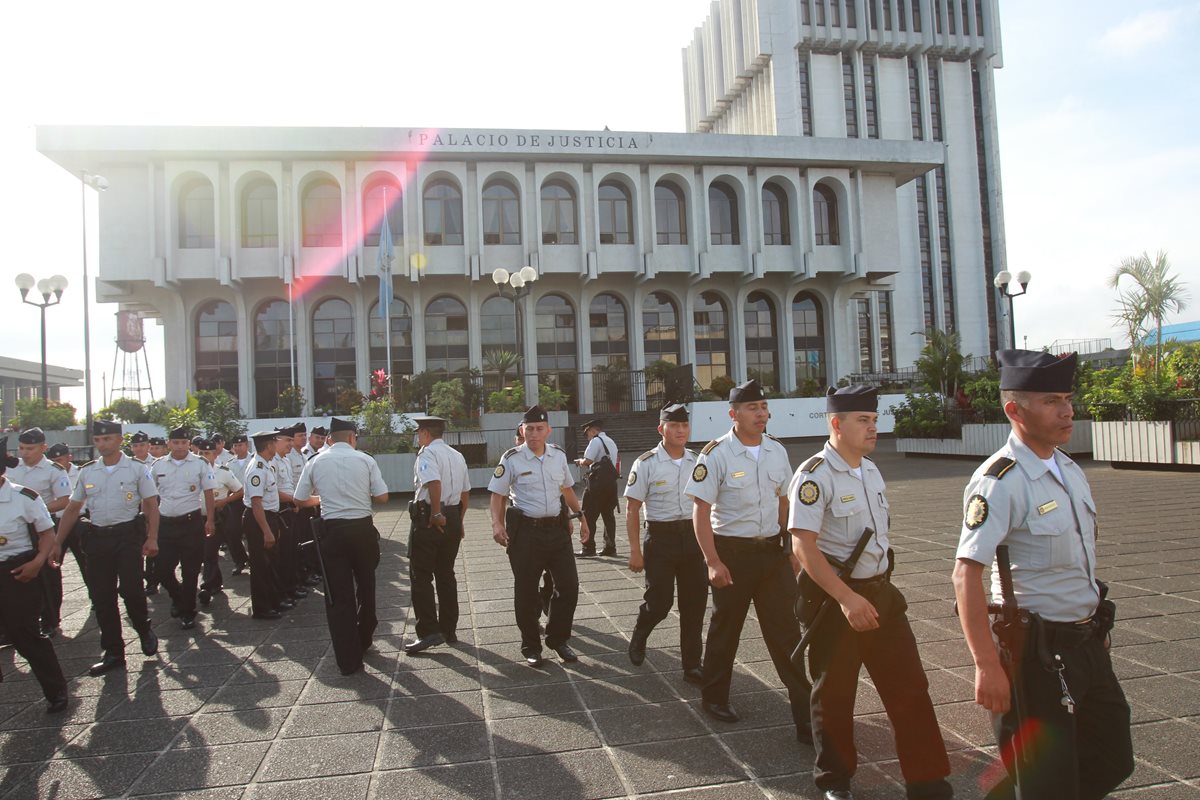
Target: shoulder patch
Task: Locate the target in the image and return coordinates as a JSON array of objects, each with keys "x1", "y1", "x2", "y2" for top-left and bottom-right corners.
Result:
[
  {"x1": 965, "y1": 494, "x2": 989, "y2": 529},
  {"x1": 984, "y1": 457, "x2": 1017, "y2": 479},
  {"x1": 627, "y1": 470, "x2": 637, "y2": 487},
  {"x1": 798, "y1": 480, "x2": 820, "y2": 506},
  {"x1": 493, "y1": 464, "x2": 505, "y2": 479},
  {"x1": 636, "y1": 450, "x2": 656, "y2": 463},
  {"x1": 799, "y1": 455, "x2": 824, "y2": 473},
  {"x1": 700, "y1": 439, "x2": 721, "y2": 456},
  {"x1": 19, "y1": 487, "x2": 39, "y2": 501},
  {"x1": 691, "y1": 463, "x2": 708, "y2": 483}
]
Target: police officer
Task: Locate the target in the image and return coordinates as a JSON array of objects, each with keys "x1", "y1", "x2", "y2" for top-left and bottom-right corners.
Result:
[
  {"x1": 683, "y1": 379, "x2": 811, "y2": 743},
  {"x1": 198, "y1": 439, "x2": 243, "y2": 607},
  {"x1": 46, "y1": 443, "x2": 88, "y2": 590},
  {"x1": 575, "y1": 420, "x2": 620, "y2": 557},
  {"x1": 789, "y1": 386, "x2": 952, "y2": 800},
  {"x1": 0, "y1": 437, "x2": 69, "y2": 712},
  {"x1": 302, "y1": 426, "x2": 328, "y2": 458},
  {"x1": 404, "y1": 416, "x2": 471, "y2": 654},
  {"x1": 152, "y1": 427, "x2": 218, "y2": 629},
  {"x1": 130, "y1": 431, "x2": 160, "y2": 596},
  {"x1": 9, "y1": 427, "x2": 72, "y2": 637},
  {"x1": 489, "y1": 405, "x2": 589, "y2": 666},
  {"x1": 48, "y1": 443, "x2": 80, "y2": 491},
  {"x1": 129, "y1": 431, "x2": 153, "y2": 465},
  {"x1": 53, "y1": 420, "x2": 159, "y2": 676},
  {"x1": 224, "y1": 434, "x2": 252, "y2": 574},
  {"x1": 293, "y1": 417, "x2": 389, "y2": 675},
  {"x1": 624, "y1": 404, "x2": 706, "y2": 683},
  {"x1": 148, "y1": 436, "x2": 168, "y2": 461},
  {"x1": 210, "y1": 434, "x2": 235, "y2": 468},
  {"x1": 242, "y1": 431, "x2": 286, "y2": 619},
  {"x1": 953, "y1": 350, "x2": 1134, "y2": 800},
  {"x1": 287, "y1": 424, "x2": 308, "y2": 483},
  {"x1": 273, "y1": 425, "x2": 306, "y2": 602}
]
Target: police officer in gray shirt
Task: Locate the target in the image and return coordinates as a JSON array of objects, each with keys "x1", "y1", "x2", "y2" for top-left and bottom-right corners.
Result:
[
  {"x1": 789, "y1": 386, "x2": 952, "y2": 800},
  {"x1": 489, "y1": 405, "x2": 589, "y2": 666},
  {"x1": 53, "y1": 420, "x2": 160, "y2": 676},
  {"x1": 404, "y1": 417, "x2": 471, "y2": 654},
  {"x1": 293, "y1": 417, "x2": 389, "y2": 675},
  {"x1": 684, "y1": 379, "x2": 811, "y2": 743},
  {"x1": 624, "y1": 404, "x2": 706, "y2": 682},
  {"x1": 9, "y1": 427, "x2": 72, "y2": 637},
  {"x1": 953, "y1": 351, "x2": 1133, "y2": 800}
]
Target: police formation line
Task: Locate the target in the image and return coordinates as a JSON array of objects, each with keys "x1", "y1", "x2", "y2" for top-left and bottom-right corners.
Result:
[{"x1": 0, "y1": 349, "x2": 1132, "y2": 800}]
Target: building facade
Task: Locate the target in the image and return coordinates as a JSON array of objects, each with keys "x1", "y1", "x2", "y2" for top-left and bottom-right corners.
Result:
[{"x1": 37, "y1": 0, "x2": 1006, "y2": 417}]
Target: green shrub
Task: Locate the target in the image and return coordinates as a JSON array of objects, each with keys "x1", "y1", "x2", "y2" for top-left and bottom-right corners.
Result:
[
  {"x1": 9, "y1": 398, "x2": 76, "y2": 430},
  {"x1": 891, "y1": 391, "x2": 961, "y2": 439},
  {"x1": 538, "y1": 384, "x2": 568, "y2": 411},
  {"x1": 709, "y1": 375, "x2": 735, "y2": 399},
  {"x1": 486, "y1": 383, "x2": 525, "y2": 413},
  {"x1": 429, "y1": 380, "x2": 465, "y2": 421}
]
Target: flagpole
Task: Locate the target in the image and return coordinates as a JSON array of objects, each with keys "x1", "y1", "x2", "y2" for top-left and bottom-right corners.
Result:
[{"x1": 382, "y1": 187, "x2": 393, "y2": 399}]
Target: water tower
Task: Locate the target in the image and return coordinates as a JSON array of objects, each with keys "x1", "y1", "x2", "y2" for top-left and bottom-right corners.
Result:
[{"x1": 109, "y1": 310, "x2": 155, "y2": 404}]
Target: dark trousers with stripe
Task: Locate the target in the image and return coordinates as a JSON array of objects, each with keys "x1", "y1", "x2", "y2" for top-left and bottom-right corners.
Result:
[
  {"x1": 242, "y1": 507, "x2": 282, "y2": 615},
  {"x1": 0, "y1": 552, "x2": 66, "y2": 699}
]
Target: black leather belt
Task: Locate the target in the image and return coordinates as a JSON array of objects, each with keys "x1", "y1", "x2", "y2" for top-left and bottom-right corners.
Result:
[
  {"x1": 846, "y1": 573, "x2": 889, "y2": 586},
  {"x1": 161, "y1": 510, "x2": 203, "y2": 522},
  {"x1": 1042, "y1": 617, "x2": 1100, "y2": 646},
  {"x1": 715, "y1": 533, "x2": 783, "y2": 549},
  {"x1": 521, "y1": 515, "x2": 562, "y2": 529},
  {"x1": 647, "y1": 520, "x2": 693, "y2": 534},
  {"x1": 92, "y1": 520, "x2": 138, "y2": 533}
]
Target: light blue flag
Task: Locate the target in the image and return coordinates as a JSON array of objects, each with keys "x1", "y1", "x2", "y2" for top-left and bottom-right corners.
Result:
[{"x1": 377, "y1": 200, "x2": 394, "y2": 320}]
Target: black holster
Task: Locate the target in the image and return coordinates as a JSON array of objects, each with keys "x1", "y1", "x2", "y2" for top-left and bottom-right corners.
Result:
[
  {"x1": 504, "y1": 506, "x2": 520, "y2": 543},
  {"x1": 1095, "y1": 579, "x2": 1117, "y2": 639},
  {"x1": 795, "y1": 552, "x2": 847, "y2": 628},
  {"x1": 408, "y1": 499, "x2": 431, "y2": 528}
]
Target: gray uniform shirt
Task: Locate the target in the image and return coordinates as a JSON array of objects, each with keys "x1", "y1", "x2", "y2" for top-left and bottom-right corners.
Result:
[
  {"x1": 151, "y1": 453, "x2": 218, "y2": 517},
  {"x1": 242, "y1": 456, "x2": 280, "y2": 512},
  {"x1": 212, "y1": 464, "x2": 243, "y2": 502},
  {"x1": 956, "y1": 431, "x2": 1101, "y2": 622},
  {"x1": 293, "y1": 443, "x2": 388, "y2": 520},
  {"x1": 272, "y1": 454, "x2": 295, "y2": 497},
  {"x1": 414, "y1": 439, "x2": 471, "y2": 504},
  {"x1": 684, "y1": 429, "x2": 792, "y2": 538},
  {"x1": 0, "y1": 479, "x2": 54, "y2": 560},
  {"x1": 623, "y1": 444, "x2": 698, "y2": 522},
  {"x1": 487, "y1": 444, "x2": 573, "y2": 519},
  {"x1": 787, "y1": 441, "x2": 891, "y2": 580},
  {"x1": 8, "y1": 457, "x2": 71, "y2": 510},
  {"x1": 286, "y1": 449, "x2": 307, "y2": 485},
  {"x1": 70, "y1": 453, "x2": 158, "y2": 527},
  {"x1": 583, "y1": 432, "x2": 620, "y2": 475}
]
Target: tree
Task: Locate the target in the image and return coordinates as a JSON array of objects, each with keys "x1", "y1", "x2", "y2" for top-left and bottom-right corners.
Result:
[
  {"x1": 484, "y1": 349, "x2": 521, "y2": 388},
  {"x1": 9, "y1": 399, "x2": 76, "y2": 430},
  {"x1": 1109, "y1": 251, "x2": 1190, "y2": 378},
  {"x1": 429, "y1": 380, "x2": 465, "y2": 421},
  {"x1": 165, "y1": 393, "x2": 202, "y2": 433},
  {"x1": 913, "y1": 327, "x2": 968, "y2": 406},
  {"x1": 99, "y1": 397, "x2": 149, "y2": 424},
  {"x1": 194, "y1": 389, "x2": 246, "y2": 438},
  {"x1": 271, "y1": 386, "x2": 305, "y2": 417}
]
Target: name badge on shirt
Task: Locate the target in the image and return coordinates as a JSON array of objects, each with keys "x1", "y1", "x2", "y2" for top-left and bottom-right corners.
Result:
[
  {"x1": 1037, "y1": 500, "x2": 1058, "y2": 515},
  {"x1": 731, "y1": 471, "x2": 746, "y2": 478},
  {"x1": 653, "y1": 480, "x2": 668, "y2": 486},
  {"x1": 840, "y1": 494, "x2": 856, "y2": 503},
  {"x1": 84, "y1": 484, "x2": 94, "y2": 489}
]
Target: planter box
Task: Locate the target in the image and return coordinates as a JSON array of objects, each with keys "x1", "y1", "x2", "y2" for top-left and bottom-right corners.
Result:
[
  {"x1": 898, "y1": 421, "x2": 1093, "y2": 458},
  {"x1": 1093, "y1": 420, "x2": 1200, "y2": 467},
  {"x1": 373, "y1": 453, "x2": 417, "y2": 493}
]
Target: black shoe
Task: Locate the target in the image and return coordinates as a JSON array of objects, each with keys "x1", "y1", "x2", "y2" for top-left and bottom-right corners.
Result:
[
  {"x1": 574, "y1": 549, "x2": 596, "y2": 558},
  {"x1": 88, "y1": 654, "x2": 126, "y2": 676},
  {"x1": 628, "y1": 629, "x2": 648, "y2": 666},
  {"x1": 683, "y1": 667, "x2": 704, "y2": 685},
  {"x1": 522, "y1": 649, "x2": 544, "y2": 667},
  {"x1": 277, "y1": 599, "x2": 295, "y2": 611},
  {"x1": 139, "y1": 628, "x2": 159, "y2": 656},
  {"x1": 39, "y1": 625, "x2": 60, "y2": 639},
  {"x1": 403, "y1": 632, "x2": 445, "y2": 655},
  {"x1": 180, "y1": 616, "x2": 196, "y2": 630},
  {"x1": 0, "y1": 634, "x2": 11, "y2": 649},
  {"x1": 291, "y1": 588, "x2": 308, "y2": 599},
  {"x1": 144, "y1": 585, "x2": 159, "y2": 597},
  {"x1": 305, "y1": 574, "x2": 322, "y2": 586},
  {"x1": 600, "y1": 547, "x2": 617, "y2": 557},
  {"x1": 443, "y1": 632, "x2": 458, "y2": 644},
  {"x1": 231, "y1": 565, "x2": 247, "y2": 576},
  {"x1": 797, "y1": 723, "x2": 814, "y2": 746},
  {"x1": 702, "y1": 701, "x2": 739, "y2": 723},
  {"x1": 823, "y1": 791, "x2": 853, "y2": 800},
  {"x1": 198, "y1": 589, "x2": 212, "y2": 606},
  {"x1": 169, "y1": 603, "x2": 180, "y2": 618},
  {"x1": 551, "y1": 643, "x2": 578, "y2": 662},
  {"x1": 46, "y1": 693, "x2": 69, "y2": 714},
  {"x1": 252, "y1": 609, "x2": 282, "y2": 620}
]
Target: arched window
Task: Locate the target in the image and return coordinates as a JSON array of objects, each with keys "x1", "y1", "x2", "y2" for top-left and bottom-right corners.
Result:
[
  {"x1": 792, "y1": 292, "x2": 827, "y2": 390},
  {"x1": 541, "y1": 181, "x2": 577, "y2": 245},
  {"x1": 694, "y1": 291, "x2": 730, "y2": 391},
  {"x1": 179, "y1": 178, "x2": 215, "y2": 249},
  {"x1": 642, "y1": 292, "x2": 680, "y2": 365},
  {"x1": 589, "y1": 293, "x2": 629, "y2": 367},
  {"x1": 744, "y1": 291, "x2": 779, "y2": 391},
  {"x1": 813, "y1": 183, "x2": 840, "y2": 246},
  {"x1": 482, "y1": 179, "x2": 521, "y2": 245},
  {"x1": 536, "y1": 294, "x2": 578, "y2": 410},
  {"x1": 598, "y1": 180, "x2": 633, "y2": 245},
  {"x1": 425, "y1": 296, "x2": 469, "y2": 374},
  {"x1": 302, "y1": 178, "x2": 342, "y2": 247},
  {"x1": 253, "y1": 300, "x2": 293, "y2": 416},
  {"x1": 241, "y1": 179, "x2": 278, "y2": 248},
  {"x1": 481, "y1": 296, "x2": 518, "y2": 383},
  {"x1": 194, "y1": 300, "x2": 238, "y2": 396},
  {"x1": 423, "y1": 180, "x2": 464, "y2": 246},
  {"x1": 368, "y1": 298, "x2": 414, "y2": 381},
  {"x1": 362, "y1": 177, "x2": 402, "y2": 248},
  {"x1": 709, "y1": 182, "x2": 740, "y2": 245},
  {"x1": 762, "y1": 182, "x2": 791, "y2": 246},
  {"x1": 311, "y1": 298, "x2": 356, "y2": 412},
  {"x1": 654, "y1": 182, "x2": 688, "y2": 245}
]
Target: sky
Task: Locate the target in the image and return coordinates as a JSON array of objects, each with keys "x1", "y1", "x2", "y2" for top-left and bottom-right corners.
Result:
[{"x1": 1, "y1": 0, "x2": 1197, "y2": 415}]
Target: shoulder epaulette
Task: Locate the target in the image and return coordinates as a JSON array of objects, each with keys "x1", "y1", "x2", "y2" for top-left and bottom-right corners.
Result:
[
  {"x1": 548, "y1": 443, "x2": 564, "y2": 451},
  {"x1": 82, "y1": 459, "x2": 96, "y2": 467},
  {"x1": 132, "y1": 456, "x2": 145, "y2": 464},
  {"x1": 218, "y1": 465, "x2": 230, "y2": 472},
  {"x1": 686, "y1": 448, "x2": 699, "y2": 458},
  {"x1": 19, "y1": 487, "x2": 39, "y2": 501},
  {"x1": 984, "y1": 457, "x2": 1017, "y2": 479},
  {"x1": 636, "y1": 450, "x2": 656, "y2": 463},
  {"x1": 501, "y1": 447, "x2": 518, "y2": 460},
  {"x1": 255, "y1": 460, "x2": 265, "y2": 469},
  {"x1": 862, "y1": 454, "x2": 874, "y2": 462},
  {"x1": 51, "y1": 462, "x2": 65, "y2": 471},
  {"x1": 700, "y1": 439, "x2": 721, "y2": 455},
  {"x1": 765, "y1": 433, "x2": 782, "y2": 443},
  {"x1": 799, "y1": 455, "x2": 824, "y2": 473}
]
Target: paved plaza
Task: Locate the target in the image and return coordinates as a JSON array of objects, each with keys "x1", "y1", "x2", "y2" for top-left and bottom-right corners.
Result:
[{"x1": 0, "y1": 444, "x2": 1197, "y2": 799}]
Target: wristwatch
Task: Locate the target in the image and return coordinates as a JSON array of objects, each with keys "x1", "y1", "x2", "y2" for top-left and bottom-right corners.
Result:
[
  {"x1": 568, "y1": 511, "x2": 582, "y2": 520},
  {"x1": 433, "y1": 511, "x2": 446, "y2": 520}
]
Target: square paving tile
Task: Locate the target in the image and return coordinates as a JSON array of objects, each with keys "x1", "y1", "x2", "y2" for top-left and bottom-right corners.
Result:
[
  {"x1": 592, "y1": 701, "x2": 709, "y2": 746},
  {"x1": 370, "y1": 762, "x2": 495, "y2": 799},
  {"x1": 282, "y1": 699, "x2": 386, "y2": 738},
  {"x1": 377, "y1": 722, "x2": 490, "y2": 769},
  {"x1": 130, "y1": 742, "x2": 270, "y2": 795},
  {"x1": 175, "y1": 708, "x2": 291, "y2": 747},
  {"x1": 243, "y1": 773, "x2": 369, "y2": 800},
  {"x1": 495, "y1": 749, "x2": 624, "y2": 800},
  {"x1": 491, "y1": 712, "x2": 602, "y2": 757},
  {"x1": 613, "y1": 735, "x2": 746, "y2": 793},
  {"x1": 258, "y1": 732, "x2": 379, "y2": 782}
]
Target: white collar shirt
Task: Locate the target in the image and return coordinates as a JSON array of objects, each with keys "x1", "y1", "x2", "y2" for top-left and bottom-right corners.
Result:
[
  {"x1": 242, "y1": 455, "x2": 280, "y2": 512},
  {"x1": 151, "y1": 453, "x2": 218, "y2": 517},
  {"x1": 414, "y1": 438, "x2": 472, "y2": 504},
  {"x1": 487, "y1": 443, "x2": 573, "y2": 519},
  {"x1": 71, "y1": 453, "x2": 158, "y2": 526},
  {"x1": 684, "y1": 428, "x2": 792, "y2": 538},
  {"x1": 292, "y1": 442, "x2": 388, "y2": 520},
  {"x1": 8, "y1": 456, "x2": 72, "y2": 507},
  {"x1": 0, "y1": 479, "x2": 54, "y2": 560},
  {"x1": 623, "y1": 444, "x2": 698, "y2": 522}
]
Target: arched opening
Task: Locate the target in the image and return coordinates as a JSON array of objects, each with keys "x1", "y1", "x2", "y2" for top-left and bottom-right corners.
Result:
[
  {"x1": 792, "y1": 292, "x2": 827, "y2": 392},
  {"x1": 179, "y1": 178, "x2": 215, "y2": 249},
  {"x1": 194, "y1": 300, "x2": 238, "y2": 397},
  {"x1": 253, "y1": 300, "x2": 294, "y2": 416},
  {"x1": 694, "y1": 291, "x2": 730, "y2": 392},
  {"x1": 813, "y1": 183, "x2": 840, "y2": 246},
  {"x1": 423, "y1": 179, "x2": 464, "y2": 246},
  {"x1": 540, "y1": 180, "x2": 578, "y2": 244},
  {"x1": 482, "y1": 178, "x2": 521, "y2": 245},
  {"x1": 362, "y1": 176, "x2": 403, "y2": 248},
  {"x1": 302, "y1": 178, "x2": 342, "y2": 247},
  {"x1": 762, "y1": 182, "x2": 791, "y2": 246},
  {"x1": 708, "y1": 181, "x2": 740, "y2": 245},
  {"x1": 654, "y1": 181, "x2": 688, "y2": 245},
  {"x1": 311, "y1": 298, "x2": 356, "y2": 412},
  {"x1": 241, "y1": 179, "x2": 278, "y2": 248},
  {"x1": 598, "y1": 180, "x2": 633, "y2": 245},
  {"x1": 744, "y1": 291, "x2": 779, "y2": 391},
  {"x1": 424, "y1": 296, "x2": 470, "y2": 374},
  {"x1": 536, "y1": 294, "x2": 578, "y2": 410}
]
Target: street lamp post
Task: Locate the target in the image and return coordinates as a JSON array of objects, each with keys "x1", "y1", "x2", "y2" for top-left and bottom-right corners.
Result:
[
  {"x1": 15, "y1": 273, "x2": 69, "y2": 408},
  {"x1": 80, "y1": 172, "x2": 108, "y2": 435},
  {"x1": 491, "y1": 266, "x2": 538, "y2": 398},
  {"x1": 994, "y1": 270, "x2": 1032, "y2": 349}
]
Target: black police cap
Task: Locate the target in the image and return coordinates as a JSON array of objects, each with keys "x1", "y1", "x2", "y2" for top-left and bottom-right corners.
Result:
[
  {"x1": 329, "y1": 417, "x2": 357, "y2": 434},
  {"x1": 997, "y1": 349, "x2": 1077, "y2": 393},
  {"x1": 129, "y1": 431, "x2": 150, "y2": 444},
  {"x1": 211, "y1": 433, "x2": 225, "y2": 443},
  {"x1": 18, "y1": 427, "x2": 46, "y2": 444},
  {"x1": 729, "y1": 379, "x2": 765, "y2": 404},
  {"x1": 250, "y1": 430, "x2": 281, "y2": 446},
  {"x1": 47, "y1": 443, "x2": 71, "y2": 459},
  {"x1": 197, "y1": 439, "x2": 215, "y2": 451},
  {"x1": 229, "y1": 434, "x2": 248, "y2": 445},
  {"x1": 291, "y1": 422, "x2": 307, "y2": 434},
  {"x1": 522, "y1": 406, "x2": 549, "y2": 424},
  {"x1": 168, "y1": 427, "x2": 193, "y2": 440},
  {"x1": 659, "y1": 403, "x2": 689, "y2": 422},
  {"x1": 826, "y1": 385, "x2": 879, "y2": 413},
  {"x1": 149, "y1": 436, "x2": 166, "y2": 446},
  {"x1": 310, "y1": 426, "x2": 327, "y2": 436},
  {"x1": 191, "y1": 435, "x2": 205, "y2": 446},
  {"x1": 416, "y1": 416, "x2": 447, "y2": 431},
  {"x1": 580, "y1": 419, "x2": 603, "y2": 431},
  {"x1": 92, "y1": 420, "x2": 122, "y2": 436}
]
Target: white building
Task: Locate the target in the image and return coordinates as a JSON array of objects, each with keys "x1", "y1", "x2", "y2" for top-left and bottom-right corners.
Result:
[{"x1": 37, "y1": 0, "x2": 1006, "y2": 418}]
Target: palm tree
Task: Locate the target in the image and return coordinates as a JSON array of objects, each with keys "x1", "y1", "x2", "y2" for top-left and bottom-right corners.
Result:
[
  {"x1": 913, "y1": 327, "x2": 968, "y2": 406},
  {"x1": 484, "y1": 348, "x2": 521, "y2": 388},
  {"x1": 1109, "y1": 251, "x2": 1190, "y2": 378}
]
